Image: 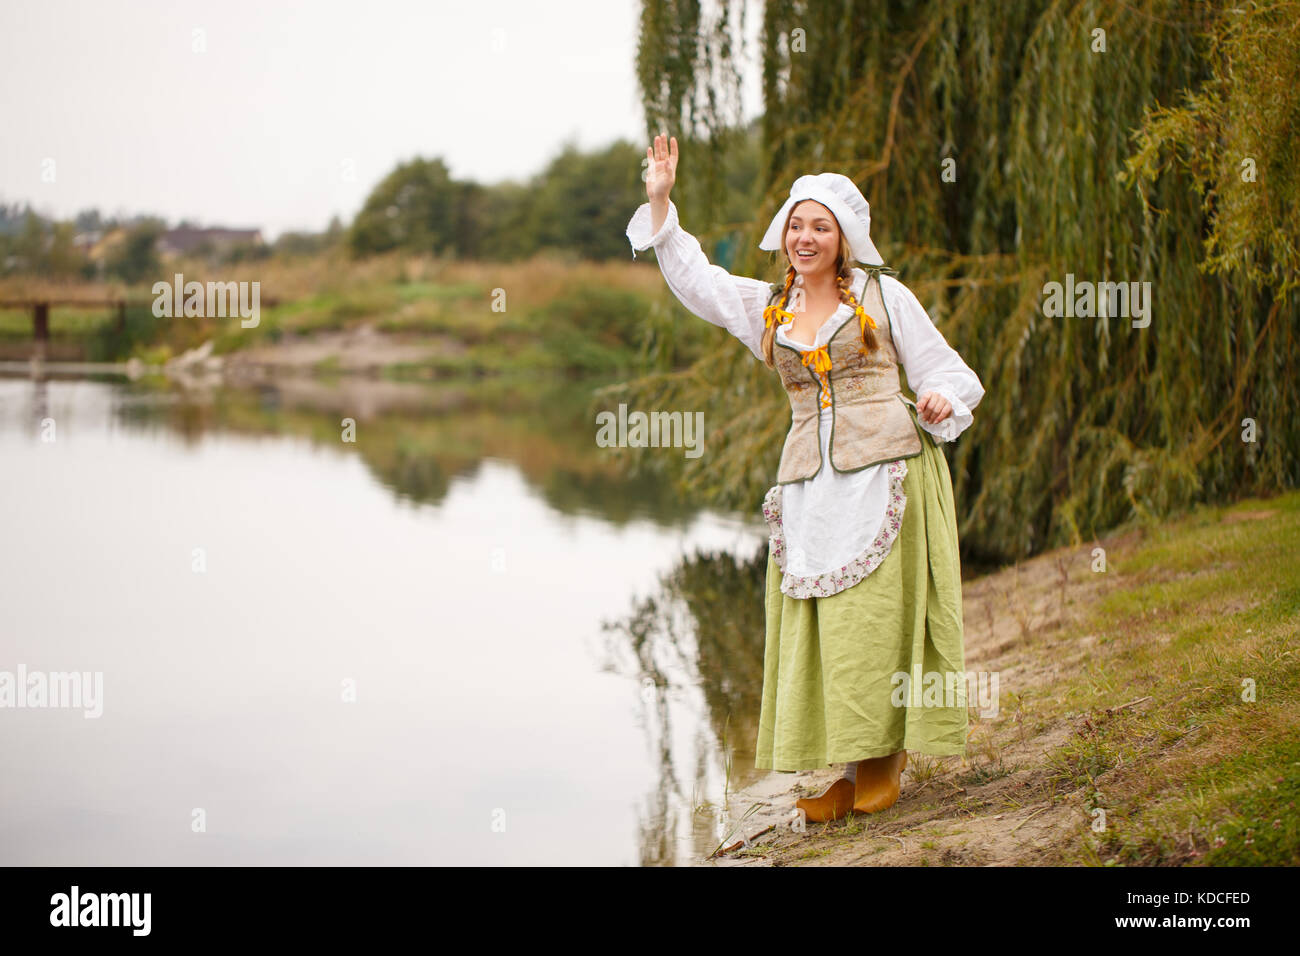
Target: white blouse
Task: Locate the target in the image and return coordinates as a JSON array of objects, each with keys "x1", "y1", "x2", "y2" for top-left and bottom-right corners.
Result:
[{"x1": 626, "y1": 199, "x2": 984, "y2": 598}]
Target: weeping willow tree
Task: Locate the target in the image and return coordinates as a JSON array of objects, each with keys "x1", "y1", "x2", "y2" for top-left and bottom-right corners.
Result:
[{"x1": 609, "y1": 0, "x2": 1299, "y2": 562}]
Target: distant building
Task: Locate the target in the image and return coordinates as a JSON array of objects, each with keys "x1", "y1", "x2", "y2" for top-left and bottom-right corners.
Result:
[
  {"x1": 88, "y1": 228, "x2": 126, "y2": 262},
  {"x1": 157, "y1": 227, "x2": 264, "y2": 258},
  {"x1": 73, "y1": 230, "x2": 103, "y2": 252}
]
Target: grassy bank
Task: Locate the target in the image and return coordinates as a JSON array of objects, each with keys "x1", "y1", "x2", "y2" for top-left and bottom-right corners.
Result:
[
  {"x1": 715, "y1": 488, "x2": 1300, "y2": 866},
  {"x1": 0, "y1": 249, "x2": 720, "y2": 376}
]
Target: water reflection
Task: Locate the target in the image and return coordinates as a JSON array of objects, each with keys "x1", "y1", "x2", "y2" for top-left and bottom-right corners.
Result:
[
  {"x1": 0, "y1": 370, "x2": 770, "y2": 866},
  {"x1": 85, "y1": 372, "x2": 711, "y2": 523},
  {"x1": 599, "y1": 546, "x2": 769, "y2": 865}
]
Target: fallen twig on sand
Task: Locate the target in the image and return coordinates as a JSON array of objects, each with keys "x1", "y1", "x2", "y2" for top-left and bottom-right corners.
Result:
[{"x1": 718, "y1": 824, "x2": 776, "y2": 856}]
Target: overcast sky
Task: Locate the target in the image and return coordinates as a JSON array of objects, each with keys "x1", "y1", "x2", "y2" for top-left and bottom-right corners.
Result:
[{"x1": 1, "y1": 0, "x2": 762, "y2": 239}]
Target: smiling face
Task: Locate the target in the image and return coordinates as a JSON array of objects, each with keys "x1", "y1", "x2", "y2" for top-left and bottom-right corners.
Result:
[{"x1": 785, "y1": 200, "x2": 842, "y2": 282}]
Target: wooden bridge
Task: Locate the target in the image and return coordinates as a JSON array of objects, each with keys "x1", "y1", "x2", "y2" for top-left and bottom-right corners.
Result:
[
  {"x1": 0, "y1": 293, "x2": 279, "y2": 360},
  {"x1": 0, "y1": 297, "x2": 131, "y2": 341}
]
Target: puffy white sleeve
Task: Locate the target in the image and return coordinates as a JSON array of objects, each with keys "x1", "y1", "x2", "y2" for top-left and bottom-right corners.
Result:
[
  {"x1": 626, "y1": 199, "x2": 774, "y2": 362},
  {"x1": 881, "y1": 274, "x2": 985, "y2": 443}
]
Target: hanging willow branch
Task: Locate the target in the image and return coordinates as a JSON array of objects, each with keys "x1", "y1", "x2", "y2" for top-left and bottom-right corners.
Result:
[{"x1": 615, "y1": 0, "x2": 1299, "y2": 563}]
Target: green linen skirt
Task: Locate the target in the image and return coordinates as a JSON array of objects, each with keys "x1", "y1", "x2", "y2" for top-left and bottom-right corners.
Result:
[{"x1": 753, "y1": 407, "x2": 969, "y2": 771}]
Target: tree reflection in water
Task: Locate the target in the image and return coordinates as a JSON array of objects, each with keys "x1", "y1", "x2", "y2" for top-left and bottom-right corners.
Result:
[{"x1": 600, "y1": 541, "x2": 768, "y2": 866}]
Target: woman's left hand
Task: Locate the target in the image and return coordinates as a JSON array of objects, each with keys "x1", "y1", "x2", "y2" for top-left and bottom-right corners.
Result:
[{"x1": 916, "y1": 391, "x2": 952, "y2": 424}]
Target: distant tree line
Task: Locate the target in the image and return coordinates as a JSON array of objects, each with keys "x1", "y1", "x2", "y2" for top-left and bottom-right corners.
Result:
[
  {"x1": 345, "y1": 138, "x2": 654, "y2": 261},
  {"x1": 0, "y1": 133, "x2": 672, "y2": 280}
]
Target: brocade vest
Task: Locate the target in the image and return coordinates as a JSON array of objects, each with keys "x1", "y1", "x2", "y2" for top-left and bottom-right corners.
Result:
[{"x1": 770, "y1": 267, "x2": 923, "y2": 484}]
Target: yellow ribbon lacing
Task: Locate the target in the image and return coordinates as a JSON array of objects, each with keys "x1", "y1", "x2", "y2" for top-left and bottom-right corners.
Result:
[
  {"x1": 766, "y1": 272, "x2": 884, "y2": 410},
  {"x1": 800, "y1": 345, "x2": 833, "y2": 409},
  {"x1": 799, "y1": 345, "x2": 832, "y2": 374}
]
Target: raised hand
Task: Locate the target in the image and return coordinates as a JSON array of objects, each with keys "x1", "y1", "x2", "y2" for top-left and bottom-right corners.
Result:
[{"x1": 644, "y1": 133, "x2": 677, "y2": 203}]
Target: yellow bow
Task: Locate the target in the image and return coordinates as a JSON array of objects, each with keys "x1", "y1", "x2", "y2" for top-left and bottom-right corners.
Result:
[
  {"x1": 800, "y1": 345, "x2": 832, "y2": 375},
  {"x1": 854, "y1": 305, "x2": 878, "y2": 333},
  {"x1": 764, "y1": 303, "x2": 794, "y2": 329}
]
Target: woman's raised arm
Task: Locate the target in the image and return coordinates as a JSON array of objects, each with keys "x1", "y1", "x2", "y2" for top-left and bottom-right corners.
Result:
[{"x1": 625, "y1": 134, "x2": 772, "y2": 362}]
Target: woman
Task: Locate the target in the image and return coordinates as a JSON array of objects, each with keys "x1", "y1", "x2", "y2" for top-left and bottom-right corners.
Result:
[{"x1": 626, "y1": 134, "x2": 984, "y2": 823}]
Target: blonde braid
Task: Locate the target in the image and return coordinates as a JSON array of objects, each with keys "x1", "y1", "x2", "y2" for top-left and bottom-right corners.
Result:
[
  {"x1": 761, "y1": 265, "x2": 798, "y2": 368},
  {"x1": 836, "y1": 270, "x2": 880, "y2": 353}
]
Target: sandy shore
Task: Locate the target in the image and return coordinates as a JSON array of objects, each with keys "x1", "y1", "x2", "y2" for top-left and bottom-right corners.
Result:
[{"x1": 0, "y1": 323, "x2": 464, "y2": 385}]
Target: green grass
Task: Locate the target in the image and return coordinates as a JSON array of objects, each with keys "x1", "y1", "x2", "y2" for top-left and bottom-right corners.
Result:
[
  {"x1": 0, "y1": 258, "x2": 709, "y2": 379},
  {"x1": 1026, "y1": 492, "x2": 1300, "y2": 864},
  {"x1": 1198, "y1": 738, "x2": 1300, "y2": 865}
]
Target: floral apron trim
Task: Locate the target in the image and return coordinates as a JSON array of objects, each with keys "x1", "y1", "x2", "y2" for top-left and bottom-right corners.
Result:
[{"x1": 761, "y1": 458, "x2": 908, "y2": 599}]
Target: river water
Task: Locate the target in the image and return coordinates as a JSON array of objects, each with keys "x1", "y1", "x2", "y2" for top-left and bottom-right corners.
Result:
[{"x1": 0, "y1": 371, "x2": 772, "y2": 866}]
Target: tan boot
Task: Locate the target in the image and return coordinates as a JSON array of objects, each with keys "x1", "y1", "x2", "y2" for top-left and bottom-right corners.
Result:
[
  {"x1": 852, "y1": 750, "x2": 907, "y2": 814},
  {"x1": 794, "y1": 777, "x2": 855, "y2": 824}
]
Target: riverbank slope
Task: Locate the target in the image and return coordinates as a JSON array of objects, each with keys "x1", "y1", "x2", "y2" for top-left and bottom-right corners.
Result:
[{"x1": 708, "y1": 489, "x2": 1300, "y2": 867}]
